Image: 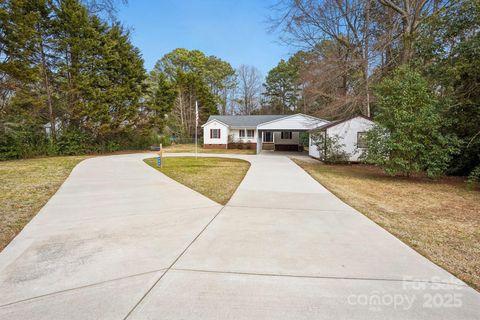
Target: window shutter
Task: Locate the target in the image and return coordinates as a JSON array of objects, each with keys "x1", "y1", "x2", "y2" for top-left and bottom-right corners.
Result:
[
  {"x1": 218, "y1": 129, "x2": 221, "y2": 139},
  {"x1": 210, "y1": 129, "x2": 213, "y2": 138}
]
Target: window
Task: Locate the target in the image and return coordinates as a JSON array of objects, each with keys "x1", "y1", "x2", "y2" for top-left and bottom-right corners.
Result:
[
  {"x1": 281, "y1": 131, "x2": 292, "y2": 139},
  {"x1": 263, "y1": 131, "x2": 273, "y2": 142},
  {"x1": 247, "y1": 129, "x2": 255, "y2": 138},
  {"x1": 239, "y1": 129, "x2": 245, "y2": 138},
  {"x1": 357, "y1": 132, "x2": 367, "y2": 148},
  {"x1": 210, "y1": 129, "x2": 221, "y2": 139}
]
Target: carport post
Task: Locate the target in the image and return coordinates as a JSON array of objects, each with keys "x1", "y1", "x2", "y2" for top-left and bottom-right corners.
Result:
[{"x1": 256, "y1": 130, "x2": 262, "y2": 154}]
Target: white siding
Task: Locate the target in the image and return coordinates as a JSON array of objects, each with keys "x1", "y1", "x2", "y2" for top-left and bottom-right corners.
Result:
[
  {"x1": 309, "y1": 117, "x2": 374, "y2": 161},
  {"x1": 229, "y1": 128, "x2": 257, "y2": 143},
  {"x1": 203, "y1": 120, "x2": 229, "y2": 145},
  {"x1": 309, "y1": 134, "x2": 321, "y2": 159},
  {"x1": 257, "y1": 114, "x2": 328, "y2": 131},
  {"x1": 273, "y1": 131, "x2": 300, "y2": 145}
]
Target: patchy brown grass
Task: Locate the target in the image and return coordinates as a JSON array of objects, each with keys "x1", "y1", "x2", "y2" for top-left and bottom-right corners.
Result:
[
  {"x1": 0, "y1": 156, "x2": 87, "y2": 250},
  {"x1": 145, "y1": 157, "x2": 250, "y2": 205},
  {"x1": 294, "y1": 160, "x2": 480, "y2": 290},
  {"x1": 163, "y1": 144, "x2": 256, "y2": 155}
]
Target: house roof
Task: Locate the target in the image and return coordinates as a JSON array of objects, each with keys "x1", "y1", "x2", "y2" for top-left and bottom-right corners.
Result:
[
  {"x1": 314, "y1": 115, "x2": 373, "y2": 131},
  {"x1": 256, "y1": 113, "x2": 328, "y2": 130},
  {"x1": 204, "y1": 115, "x2": 287, "y2": 128}
]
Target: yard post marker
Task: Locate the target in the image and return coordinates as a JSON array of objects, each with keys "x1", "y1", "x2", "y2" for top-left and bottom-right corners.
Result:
[{"x1": 160, "y1": 143, "x2": 163, "y2": 168}]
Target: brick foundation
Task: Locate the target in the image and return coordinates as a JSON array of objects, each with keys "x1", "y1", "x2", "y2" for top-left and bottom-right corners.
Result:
[
  {"x1": 203, "y1": 144, "x2": 227, "y2": 149},
  {"x1": 227, "y1": 143, "x2": 257, "y2": 150}
]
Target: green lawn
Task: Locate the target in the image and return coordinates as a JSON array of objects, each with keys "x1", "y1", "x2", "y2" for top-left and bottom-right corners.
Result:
[
  {"x1": 145, "y1": 156, "x2": 250, "y2": 205},
  {"x1": 294, "y1": 160, "x2": 480, "y2": 290},
  {"x1": 0, "y1": 156, "x2": 88, "y2": 250},
  {"x1": 163, "y1": 143, "x2": 256, "y2": 155}
]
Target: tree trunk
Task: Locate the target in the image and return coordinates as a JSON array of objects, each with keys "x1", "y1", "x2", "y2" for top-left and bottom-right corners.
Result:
[
  {"x1": 178, "y1": 92, "x2": 184, "y2": 134},
  {"x1": 40, "y1": 39, "x2": 56, "y2": 141},
  {"x1": 401, "y1": 20, "x2": 414, "y2": 64},
  {"x1": 364, "y1": 0, "x2": 371, "y2": 117},
  {"x1": 222, "y1": 87, "x2": 227, "y2": 115}
]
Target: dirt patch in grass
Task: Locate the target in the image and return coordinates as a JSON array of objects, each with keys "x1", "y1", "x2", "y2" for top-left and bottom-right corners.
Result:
[
  {"x1": 0, "y1": 156, "x2": 87, "y2": 251},
  {"x1": 294, "y1": 160, "x2": 480, "y2": 290},
  {"x1": 145, "y1": 157, "x2": 250, "y2": 205},
  {"x1": 163, "y1": 144, "x2": 255, "y2": 155}
]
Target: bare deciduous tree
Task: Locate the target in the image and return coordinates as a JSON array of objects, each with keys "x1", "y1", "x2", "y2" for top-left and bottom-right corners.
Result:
[
  {"x1": 219, "y1": 74, "x2": 237, "y2": 115},
  {"x1": 270, "y1": 0, "x2": 449, "y2": 118},
  {"x1": 295, "y1": 45, "x2": 365, "y2": 119},
  {"x1": 82, "y1": 0, "x2": 127, "y2": 20},
  {"x1": 377, "y1": 0, "x2": 439, "y2": 64},
  {"x1": 235, "y1": 65, "x2": 262, "y2": 115},
  {"x1": 270, "y1": 0, "x2": 374, "y2": 117}
]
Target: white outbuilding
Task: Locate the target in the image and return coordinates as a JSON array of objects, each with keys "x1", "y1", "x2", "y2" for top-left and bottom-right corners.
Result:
[{"x1": 308, "y1": 115, "x2": 375, "y2": 162}]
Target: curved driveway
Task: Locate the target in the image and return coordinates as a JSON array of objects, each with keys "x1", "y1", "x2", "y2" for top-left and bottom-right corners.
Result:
[{"x1": 0, "y1": 153, "x2": 479, "y2": 319}]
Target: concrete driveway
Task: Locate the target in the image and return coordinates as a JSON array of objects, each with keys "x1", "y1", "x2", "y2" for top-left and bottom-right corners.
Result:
[{"x1": 0, "y1": 153, "x2": 479, "y2": 319}]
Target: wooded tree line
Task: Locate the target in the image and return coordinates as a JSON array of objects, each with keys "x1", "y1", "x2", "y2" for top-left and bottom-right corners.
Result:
[
  {"x1": 147, "y1": 48, "x2": 266, "y2": 138},
  {"x1": 258, "y1": 0, "x2": 479, "y2": 178},
  {"x1": 0, "y1": 0, "x2": 265, "y2": 158},
  {"x1": 0, "y1": 0, "x2": 148, "y2": 158},
  {"x1": 264, "y1": 0, "x2": 450, "y2": 118},
  {"x1": 147, "y1": 48, "x2": 234, "y2": 139}
]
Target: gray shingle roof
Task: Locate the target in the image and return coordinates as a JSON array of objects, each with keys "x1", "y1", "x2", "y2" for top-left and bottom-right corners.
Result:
[{"x1": 206, "y1": 115, "x2": 287, "y2": 127}]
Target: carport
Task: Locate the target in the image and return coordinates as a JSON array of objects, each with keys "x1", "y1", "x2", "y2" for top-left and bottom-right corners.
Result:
[{"x1": 256, "y1": 114, "x2": 328, "y2": 154}]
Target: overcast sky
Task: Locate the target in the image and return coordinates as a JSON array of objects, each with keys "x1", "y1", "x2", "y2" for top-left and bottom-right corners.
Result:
[{"x1": 117, "y1": 0, "x2": 291, "y2": 77}]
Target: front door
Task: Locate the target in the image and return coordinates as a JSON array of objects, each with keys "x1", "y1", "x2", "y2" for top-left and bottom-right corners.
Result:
[{"x1": 263, "y1": 131, "x2": 273, "y2": 143}]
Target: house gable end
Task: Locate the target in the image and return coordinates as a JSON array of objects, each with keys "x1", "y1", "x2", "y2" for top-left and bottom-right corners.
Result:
[
  {"x1": 201, "y1": 118, "x2": 230, "y2": 128},
  {"x1": 257, "y1": 113, "x2": 328, "y2": 131}
]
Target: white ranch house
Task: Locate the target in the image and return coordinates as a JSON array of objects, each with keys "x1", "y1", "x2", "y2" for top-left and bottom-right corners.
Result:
[{"x1": 202, "y1": 113, "x2": 374, "y2": 161}]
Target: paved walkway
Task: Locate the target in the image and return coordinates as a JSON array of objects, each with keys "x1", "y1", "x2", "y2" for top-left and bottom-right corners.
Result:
[{"x1": 0, "y1": 153, "x2": 479, "y2": 319}]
